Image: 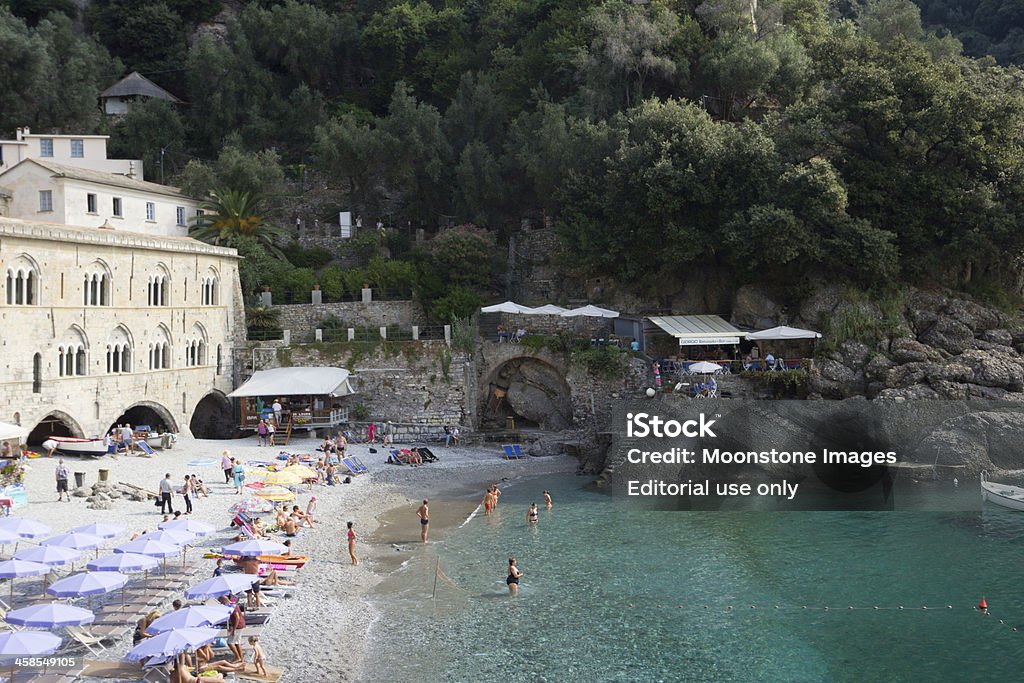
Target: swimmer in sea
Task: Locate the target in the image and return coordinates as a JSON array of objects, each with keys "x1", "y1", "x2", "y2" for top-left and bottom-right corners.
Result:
[
  {"x1": 417, "y1": 499, "x2": 429, "y2": 543},
  {"x1": 482, "y1": 486, "x2": 495, "y2": 514},
  {"x1": 528, "y1": 503, "x2": 538, "y2": 524},
  {"x1": 506, "y1": 557, "x2": 522, "y2": 596},
  {"x1": 543, "y1": 490, "x2": 552, "y2": 508}
]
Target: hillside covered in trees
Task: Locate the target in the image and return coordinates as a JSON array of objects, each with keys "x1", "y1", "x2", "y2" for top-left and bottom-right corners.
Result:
[{"x1": 3, "y1": 0, "x2": 1024, "y2": 318}]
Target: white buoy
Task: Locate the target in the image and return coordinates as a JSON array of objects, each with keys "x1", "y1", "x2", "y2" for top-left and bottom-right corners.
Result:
[{"x1": 645, "y1": 388, "x2": 656, "y2": 398}]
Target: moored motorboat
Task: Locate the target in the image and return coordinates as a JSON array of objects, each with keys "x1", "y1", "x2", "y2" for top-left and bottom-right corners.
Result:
[
  {"x1": 52, "y1": 436, "x2": 108, "y2": 457},
  {"x1": 981, "y1": 471, "x2": 1024, "y2": 511}
]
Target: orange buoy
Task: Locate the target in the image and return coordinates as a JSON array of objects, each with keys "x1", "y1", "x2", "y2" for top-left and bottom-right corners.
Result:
[{"x1": 978, "y1": 596, "x2": 988, "y2": 610}]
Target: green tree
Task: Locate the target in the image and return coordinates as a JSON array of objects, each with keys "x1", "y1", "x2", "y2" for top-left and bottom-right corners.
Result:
[
  {"x1": 178, "y1": 138, "x2": 286, "y2": 198},
  {"x1": 108, "y1": 99, "x2": 185, "y2": 182}
]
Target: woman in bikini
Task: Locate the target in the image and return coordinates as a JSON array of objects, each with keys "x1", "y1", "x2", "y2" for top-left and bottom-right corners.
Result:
[
  {"x1": 506, "y1": 557, "x2": 522, "y2": 596},
  {"x1": 543, "y1": 490, "x2": 552, "y2": 508},
  {"x1": 528, "y1": 503, "x2": 539, "y2": 524},
  {"x1": 347, "y1": 521, "x2": 358, "y2": 565}
]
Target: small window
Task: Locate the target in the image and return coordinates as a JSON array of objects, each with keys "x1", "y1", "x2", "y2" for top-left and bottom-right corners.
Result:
[
  {"x1": 196, "y1": 209, "x2": 205, "y2": 217},
  {"x1": 87, "y1": 193, "x2": 97, "y2": 214},
  {"x1": 112, "y1": 197, "x2": 122, "y2": 217},
  {"x1": 38, "y1": 190, "x2": 52, "y2": 212},
  {"x1": 39, "y1": 139, "x2": 53, "y2": 157},
  {"x1": 176, "y1": 206, "x2": 185, "y2": 226},
  {"x1": 146, "y1": 202, "x2": 155, "y2": 221},
  {"x1": 70, "y1": 139, "x2": 84, "y2": 158}
]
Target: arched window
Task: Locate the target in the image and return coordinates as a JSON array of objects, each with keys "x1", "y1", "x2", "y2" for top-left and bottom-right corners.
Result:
[
  {"x1": 202, "y1": 269, "x2": 220, "y2": 306},
  {"x1": 83, "y1": 261, "x2": 112, "y2": 307},
  {"x1": 57, "y1": 326, "x2": 88, "y2": 377},
  {"x1": 105, "y1": 326, "x2": 133, "y2": 374},
  {"x1": 186, "y1": 323, "x2": 208, "y2": 367},
  {"x1": 147, "y1": 265, "x2": 170, "y2": 307},
  {"x1": 5, "y1": 255, "x2": 40, "y2": 306},
  {"x1": 149, "y1": 325, "x2": 172, "y2": 370},
  {"x1": 32, "y1": 353, "x2": 41, "y2": 393}
]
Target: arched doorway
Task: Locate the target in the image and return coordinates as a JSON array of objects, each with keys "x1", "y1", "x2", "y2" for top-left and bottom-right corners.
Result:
[
  {"x1": 190, "y1": 391, "x2": 238, "y2": 439},
  {"x1": 108, "y1": 402, "x2": 178, "y2": 435},
  {"x1": 480, "y1": 357, "x2": 573, "y2": 430},
  {"x1": 27, "y1": 411, "x2": 84, "y2": 445}
]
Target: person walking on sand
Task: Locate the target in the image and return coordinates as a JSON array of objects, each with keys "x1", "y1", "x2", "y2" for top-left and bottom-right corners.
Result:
[
  {"x1": 121, "y1": 423, "x2": 135, "y2": 455},
  {"x1": 267, "y1": 420, "x2": 276, "y2": 447},
  {"x1": 249, "y1": 636, "x2": 268, "y2": 677},
  {"x1": 232, "y1": 459, "x2": 245, "y2": 495},
  {"x1": 55, "y1": 458, "x2": 70, "y2": 501},
  {"x1": 346, "y1": 521, "x2": 358, "y2": 565},
  {"x1": 543, "y1": 490, "x2": 552, "y2": 508},
  {"x1": 256, "y1": 419, "x2": 268, "y2": 447},
  {"x1": 367, "y1": 421, "x2": 376, "y2": 444},
  {"x1": 506, "y1": 557, "x2": 522, "y2": 596},
  {"x1": 159, "y1": 473, "x2": 174, "y2": 514},
  {"x1": 528, "y1": 502, "x2": 539, "y2": 525},
  {"x1": 221, "y1": 451, "x2": 232, "y2": 484},
  {"x1": 417, "y1": 499, "x2": 429, "y2": 543},
  {"x1": 182, "y1": 474, "x2": 193, "y2": 514}
]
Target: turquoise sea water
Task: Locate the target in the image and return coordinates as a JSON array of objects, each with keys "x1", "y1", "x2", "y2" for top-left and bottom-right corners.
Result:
[{"x1": 364, "y1": 476, "x2": 1024, "y2": 682}]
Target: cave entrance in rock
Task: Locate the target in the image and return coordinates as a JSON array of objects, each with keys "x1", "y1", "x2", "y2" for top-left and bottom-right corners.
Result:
[
  {"x1": 27, "y1": 411, "x2": 84, "y2": 444},
  {"x1": 108, "y1": 402, "x2": 178, "y2": 435},
  {"x1": 190, "y1": 391, "x2": 238, "y2": 439},
  {"x1": 480, "y1": 357, "x2": 572, "y2": 431}
]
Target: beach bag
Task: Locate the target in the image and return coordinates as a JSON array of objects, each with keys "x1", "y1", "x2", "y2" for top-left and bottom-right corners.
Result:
[
  {"x1": 369, "y1": 448, "x2": 378, "y2": 454},
  {"x1": 154, "y1": 497, "x2": 162, "y2": 507},
  {"x1": 343, "y1": 476, "x2": 352, "y2": 484}
]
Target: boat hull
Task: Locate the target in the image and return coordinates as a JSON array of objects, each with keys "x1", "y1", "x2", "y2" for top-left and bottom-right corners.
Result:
[
  {"x1": 52, "y1": 437, "x2": 108, "y2": 457},
  {"x1": 981, "y1": 472, "x2": 1024, "y2": 511}
]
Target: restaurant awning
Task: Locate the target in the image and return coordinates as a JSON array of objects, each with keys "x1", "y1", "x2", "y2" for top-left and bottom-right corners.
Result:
[
  {"x1": 0, "y1": 422, "x2": 26, "y2": 442},
  {"x1": 560, "y1": 305, "x2": 619, "y2": 318},
  {"x1": 480, "y1": 301, "x2": 534, "y2": 314},
  {"x1": 646, "y1": 315, "x2": 744, "y2": 346},
  {"x1": 745, "y1": 325, "x2": 822, "y2": 340},
  {"x1": 228, "y1": 367, "x2": 355, "y2": 398}
]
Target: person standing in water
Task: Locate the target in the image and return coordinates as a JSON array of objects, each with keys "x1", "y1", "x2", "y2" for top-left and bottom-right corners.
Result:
[
  {"x1": 482, "y1": 486, "x2": 495, "y2": 514},
  {"x1": 543, "y1": 490, "x2": 552, "y2": 508},
  {"x1": 492, "y1": 483, "x2": 502, "y2": 509},
  {"x1": 346, "y1": 521, "x2": 358, "y2": 566},
  {"x1": 528, "y1": 503, "x2": 539, "y2": 524},
  {"x1": 416, "y1": 499, "x2": 430, "y2": 543},
  {"x1": 506, "y1": 558, "x2": 522, "y2": 596}
]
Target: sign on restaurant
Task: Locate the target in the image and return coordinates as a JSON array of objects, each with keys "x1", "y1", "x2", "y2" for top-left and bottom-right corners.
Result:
[{"x1": 679, "y1": 336, "x2": 740, "y2": 346}]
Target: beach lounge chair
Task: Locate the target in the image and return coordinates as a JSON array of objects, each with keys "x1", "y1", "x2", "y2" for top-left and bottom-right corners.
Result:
[
  {"x1": 501, "y1": 445, "x2": 518, "y2": 460},
  {"x1": 350, "y1": 455, "x2": 369, "y2": 471},
  {"x1": 340, "y1": 457, "x2": 362, "y2": 475},
  {"x1": 387, "y1": 449, "x2": 409, "y2": 465},
  {"x1": 512, "y1": 444, "x2": 527, "y2": 459},
  {"x1": 65, "y1": 626, "x2": 113, "y2": 656}
]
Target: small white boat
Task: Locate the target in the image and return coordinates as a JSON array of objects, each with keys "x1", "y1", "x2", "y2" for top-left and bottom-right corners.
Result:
[
  {"x1": 144, "y1": 432, "x2": 176, "y2": 449},
  {"x1": 52, "y1": 436, "x2": 109, "y2": 457},
  {"x1": 981, "y1": 471, "x2": 1024, "y2": 511}
]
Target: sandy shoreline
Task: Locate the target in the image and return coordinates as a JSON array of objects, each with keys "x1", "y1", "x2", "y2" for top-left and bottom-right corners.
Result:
[{"x1": 15, "y1": 434, "x2": 578, "y2": 682}]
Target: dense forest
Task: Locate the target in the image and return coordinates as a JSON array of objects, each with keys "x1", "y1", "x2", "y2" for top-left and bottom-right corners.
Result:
[{"x1": 3, "y1": 0, "x2": 1024, "y2": 319}]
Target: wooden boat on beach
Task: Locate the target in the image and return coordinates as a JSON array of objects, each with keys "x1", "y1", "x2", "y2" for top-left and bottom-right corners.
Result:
[
  {"x1": 981, "y1": 471, "x2": 1024, "y2": 511},
  {"x1": 52, "y1": 436, "x2": 108, "y2": 457}
]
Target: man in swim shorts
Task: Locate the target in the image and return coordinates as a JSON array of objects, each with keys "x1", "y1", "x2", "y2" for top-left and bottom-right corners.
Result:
[{"x1": 417, "y1": 499, "x2": 429, "y2": 543}]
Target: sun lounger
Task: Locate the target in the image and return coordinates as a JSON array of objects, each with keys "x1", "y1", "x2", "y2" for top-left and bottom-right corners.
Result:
[
  {"x1": 501, "y1": 444, "x2": 524, "y2": 460},
  {"x1": 386, "y1": 449, "x2": 409, "y2": 465},
  {"x1": 512, "y1": 444, "x2": 527, "y2": 459},
  {"x1": 65, "y1": 626, "x2": 114, "y2": 656},
  {"x1": 340, "y1": 457, "x2": 364, "y2": 475},
  {"x1": 350, "y1": 455, "x2": 369, "y2": 471}
]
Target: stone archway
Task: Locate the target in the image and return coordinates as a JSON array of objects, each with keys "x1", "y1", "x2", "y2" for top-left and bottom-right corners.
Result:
[
  {"x1": 479, "y1": 356, "x2": 573, "y2": 430},
  {"x1": 27, "y1": 410, "x2": 84, "y2": 444},
  {"x1": 190, "y1": 391, "x2": 238, "y2": 439},
  {"x1": 109, "y1": 401, "x2": 178, "y2": 434}
]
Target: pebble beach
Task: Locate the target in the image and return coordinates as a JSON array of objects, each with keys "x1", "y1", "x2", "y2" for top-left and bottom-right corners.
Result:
[{"x1": 13, "y1": 434, "x2": 578, "y2": 682}]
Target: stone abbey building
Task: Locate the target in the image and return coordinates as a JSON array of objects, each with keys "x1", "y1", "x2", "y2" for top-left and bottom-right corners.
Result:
[{"x1": 0, "y1": 129, "x2": 243, "y2": 442}]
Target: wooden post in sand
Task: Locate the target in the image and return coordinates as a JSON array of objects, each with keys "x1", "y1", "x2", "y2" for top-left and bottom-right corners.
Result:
[{"x1": 432, "y1": 558, "x2": 439, "y2": 600}]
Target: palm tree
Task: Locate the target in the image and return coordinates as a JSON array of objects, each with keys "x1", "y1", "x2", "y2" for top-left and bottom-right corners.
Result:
[{"x1": 190, "y1": 189, "x2": 287, "y2": 256}]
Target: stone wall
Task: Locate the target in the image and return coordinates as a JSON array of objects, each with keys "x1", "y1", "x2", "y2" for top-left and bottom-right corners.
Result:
[
  {"x1": 273, "y1": 300, "x2": 427, "y2": 342},
  {"x1": 497, "y1": 312, "x2": 613, "y2": 337}
]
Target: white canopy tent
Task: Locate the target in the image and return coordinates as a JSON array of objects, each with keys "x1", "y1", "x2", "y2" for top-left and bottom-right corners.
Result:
[
  {"x1": 526, "y1": 304, "x2": 568, "y2": 314},
  {"x1": 0, "y1": 422, "x2": 26, "y2": 443},
  {"x1": 745, "y1": 325, "x2": 822, "y2": 341},
  {"x1": 228, "y1": 367, "x2": 355, "y2": 398},
  {"x1": 480, "y1": 301, "x2": 534, "y2": 314},
  {"x1": 560, "y1": 305, "x2": 620, "y2": 318}
]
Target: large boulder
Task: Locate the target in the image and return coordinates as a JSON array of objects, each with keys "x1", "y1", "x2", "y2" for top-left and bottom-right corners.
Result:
[
  {"x1": 505, "y1": 381, "x2": 571, "y2": 429},
  {"x1": 731, "y1": 285, "x2": 783, "y2": 330},
  {"x1": 889, "y1": 337, "x2": 939, "y2": 364},
  {"x1": 917, "y1": 317, "x2": 976, "y2": 355},
  {"x1": 811, "y1": 359, "x2": 864, "y2": 398},
  {"x1": 909, "y1": 411, "x2": 1024, "y2": 474}
]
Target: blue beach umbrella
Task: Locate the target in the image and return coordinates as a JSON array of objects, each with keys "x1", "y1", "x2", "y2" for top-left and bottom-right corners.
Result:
[
  {"x1": 0, "y1": 631, "x2": 62, "y2": 673},
  {"x1": 40, "y1": 532, "x2": 105, "y2": 553},
  {"x1": 0, "y1": 559, "x2": 51, "y2": 606},
  {"x1": 124, "y1": 627, "x2": 220, "y2": 662},
  {"x1": 5, "y1": 602, "x2": 94, "y2": 628},
  {"x1": 69, "y1": 522, "x2": 125, "y2": 539},
  {"x1": 87, "y1": 553, "x2": 159, "y2": 574},
  {"x1": 221, "y1": 539, "x2": 287, "y2": 557},
  {"x1": 0, "y1": 518, "x2": 50, "y2": 540},
  {"x1": 158, "y1": 519, "x2": 216, "y2": 536},
  {"x1": 145, "y1": 604, "x2": 233, "y2": 635},
  {"x1": 114, "y1": 538, "x2": 179, "y2": 576},
  {"x1": 184, "y1": 574, "x2": 259, "y2": 600},
  {"x1": 14, "y1": 546, "x2": 80, "y2": 567},
  {"x1": 47, "y1": 571, "x2": 129, "y2": 609}
]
